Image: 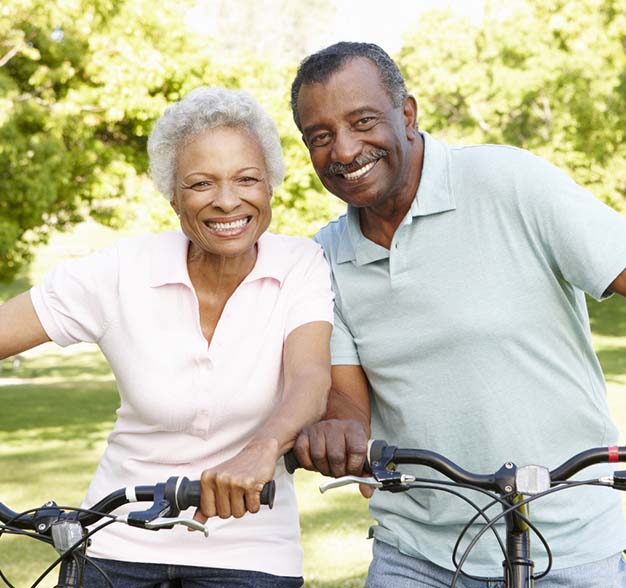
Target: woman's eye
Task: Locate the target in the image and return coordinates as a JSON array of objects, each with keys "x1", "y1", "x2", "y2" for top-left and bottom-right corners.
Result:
[
  {"x1": 239, "y1": 176, "x2": 260, "y2": 184},
  {"x1": 190, "y1": 181, "x2": 212, "y2": 190}
]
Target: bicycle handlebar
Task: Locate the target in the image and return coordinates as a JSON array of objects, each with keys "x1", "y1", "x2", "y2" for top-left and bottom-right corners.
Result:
[
  {"x1": 0, "y1": 476, "x2": 276, "y2": 531},
  {"x1": 284, "y1": 441, "x2": 626, "y2": 493}
]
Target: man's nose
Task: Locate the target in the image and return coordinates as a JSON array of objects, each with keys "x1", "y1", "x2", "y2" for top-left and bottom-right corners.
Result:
[{"x1": 331, "y1": 128, "x2": 362, "y2": 165}]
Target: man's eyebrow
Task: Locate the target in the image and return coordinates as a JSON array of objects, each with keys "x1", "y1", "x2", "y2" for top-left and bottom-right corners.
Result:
[
  {"x1": 302, "y1": 107, "x2": 381, "y2": 136},
  {"x1": 302, "y1": 122, "x2": 329, "y2": 136},
  {"x1": 346, "y1": 106, "x2": 381, "y2": 118}
]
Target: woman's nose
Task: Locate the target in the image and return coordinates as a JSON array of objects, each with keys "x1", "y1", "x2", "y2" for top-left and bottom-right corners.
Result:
[{"x1": 211, "y1": 186, "x2": 241, "y2": 212}]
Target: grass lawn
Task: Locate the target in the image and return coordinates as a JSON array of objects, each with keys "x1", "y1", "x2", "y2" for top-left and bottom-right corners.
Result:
[{"x1": 0, "y1": 224, "x2": 625, "y2": 586}]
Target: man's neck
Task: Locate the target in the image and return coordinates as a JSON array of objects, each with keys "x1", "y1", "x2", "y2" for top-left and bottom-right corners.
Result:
[{"x1": 358, "y1": 133, "x2": 425, "y2": 249}]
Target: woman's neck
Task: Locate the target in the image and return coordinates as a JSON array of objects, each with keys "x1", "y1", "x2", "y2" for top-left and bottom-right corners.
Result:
[{"x1": 186, "y1": 242, "x2": 257, "y2": 296}]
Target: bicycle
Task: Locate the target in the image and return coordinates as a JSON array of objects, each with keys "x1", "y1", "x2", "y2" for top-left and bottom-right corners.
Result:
[
  {"x1": 0, "y1": 476, "x2": 275, "y2": 588},
  {"x1": 285, "y1": 441, "x2": 626, "y2": 588}
]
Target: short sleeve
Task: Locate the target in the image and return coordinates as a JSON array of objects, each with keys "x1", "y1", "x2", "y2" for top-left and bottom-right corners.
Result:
[
  {"x1": 523, "y1": 155, "x2": 626, "y2": 300},
  {"x1": 30, "y1": 245, "x2": 120, "y2": 346},
  {"x1": 283, "y1": 243, "x2": 334, "y2": 338},
  {"x1": 329, "y1": 302, "x2": 361, "y2": 366}
]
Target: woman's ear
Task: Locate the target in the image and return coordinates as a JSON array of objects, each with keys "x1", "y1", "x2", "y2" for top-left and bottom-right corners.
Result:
[{"x1": 170, "y1": 197, "x2": 179, "y2": 216}]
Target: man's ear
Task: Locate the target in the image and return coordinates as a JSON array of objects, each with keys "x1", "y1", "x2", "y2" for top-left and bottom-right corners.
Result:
[{"x1": 403, "y1": 95, "x2": 418, "y2": 140}]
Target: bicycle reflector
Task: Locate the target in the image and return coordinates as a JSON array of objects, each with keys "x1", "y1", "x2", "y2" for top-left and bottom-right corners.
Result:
[
  {"x1": 51, "y1": 520, "x2": 84, "y2": 554},
  {"x1": 516, "y1": 465, "x2": 551, "y2": 495}
]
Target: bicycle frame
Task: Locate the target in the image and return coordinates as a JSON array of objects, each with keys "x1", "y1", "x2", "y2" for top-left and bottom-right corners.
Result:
[{"x1": 503, "y1": 495, "x2": 532, "y2": 588}]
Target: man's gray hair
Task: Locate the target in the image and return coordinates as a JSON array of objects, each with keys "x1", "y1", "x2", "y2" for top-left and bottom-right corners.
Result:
[
  {"x1": 148, "y1": 86, "x2": 285, "y2": 200},
  {"x1": 290, "y1": 42, "x2": 409, "y2": 131}
]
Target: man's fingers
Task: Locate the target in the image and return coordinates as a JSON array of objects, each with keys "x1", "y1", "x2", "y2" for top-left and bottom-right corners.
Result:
[
  {"x1": 293, "y1": 432, "x2": 315, "y2": 471},
  {"x1": 359, "y1": 483, "x2": 375, "y2": 498},
  {"x1": 307, "y1": 427, "x2": 332, "y2": 476},
  {"x1": 345, "y1": 425, "x2": 369, "y2": 474}
]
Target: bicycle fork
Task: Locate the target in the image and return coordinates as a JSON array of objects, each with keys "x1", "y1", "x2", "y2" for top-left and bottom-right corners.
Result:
[{"x1": 503, "y1": 495, "x2": 534, "y2": 588}]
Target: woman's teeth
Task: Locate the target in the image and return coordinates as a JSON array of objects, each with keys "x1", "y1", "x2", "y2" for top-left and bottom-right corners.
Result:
[{"x1": 206, "y1": 217, "x2": 249, "y2": 232}]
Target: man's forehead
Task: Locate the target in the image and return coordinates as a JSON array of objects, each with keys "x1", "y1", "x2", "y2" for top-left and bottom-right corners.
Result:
[{"x1": 297, "y1": 61, "x2": 393, "y2": 121}]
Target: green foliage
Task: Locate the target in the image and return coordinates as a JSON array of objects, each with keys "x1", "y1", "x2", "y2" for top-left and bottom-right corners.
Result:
[
  {"x1": 396, "y1": 0, "x2": 626, "y2": 211},
  {"x1": 2, "y1": 0, "x2": 624, "y2": 281},
  {"x1": 0, "y1": 0, "x2": 340, "y2": 280}
]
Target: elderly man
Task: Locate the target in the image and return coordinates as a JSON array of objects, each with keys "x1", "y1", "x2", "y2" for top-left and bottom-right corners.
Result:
[{"x1": 290, "y1": 41, "x2": 626, "y2": 588}]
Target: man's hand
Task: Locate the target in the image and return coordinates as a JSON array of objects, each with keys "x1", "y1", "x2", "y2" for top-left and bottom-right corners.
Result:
[{"x1": 293, "y1": 419, "x2": 374, "y2": 497}]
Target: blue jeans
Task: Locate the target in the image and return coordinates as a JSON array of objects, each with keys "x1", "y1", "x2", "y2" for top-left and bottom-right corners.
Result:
[
  {"x1": 366, "y1": 539, "x2": 626, "y2": 588},
  {"x1": 81, "y1": 557, "x2": 303, "y2": 588}
]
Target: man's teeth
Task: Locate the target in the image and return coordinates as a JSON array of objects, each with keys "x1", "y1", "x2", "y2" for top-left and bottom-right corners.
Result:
[
  {"x1": 342, "y1": 160, "x2": 376, "y2": 180},
  {"x1": 206, "y1": 218, "x2": 249, "y2": 231}
]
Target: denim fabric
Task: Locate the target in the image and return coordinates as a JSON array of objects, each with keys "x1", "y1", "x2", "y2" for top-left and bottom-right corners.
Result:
[
  {"x1": 366, "y1": 539, "x2": 626, "y2": 588},
  {"x1": 80, "y1": 557, "x2": 303, "y2": 588}
]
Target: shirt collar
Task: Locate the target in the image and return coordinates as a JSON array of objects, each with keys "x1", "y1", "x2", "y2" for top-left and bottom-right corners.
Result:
[
  {"x1": 149, "y1": 230, "x2": 285, "y2": 288},
  {"x1": 336, "y1": 131, "x2": 457, "y2": 265}
]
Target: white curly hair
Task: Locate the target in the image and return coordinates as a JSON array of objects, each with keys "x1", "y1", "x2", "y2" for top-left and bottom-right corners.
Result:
[{"x1": 147, "y1": 86, "x2": 285, "y2": 200}]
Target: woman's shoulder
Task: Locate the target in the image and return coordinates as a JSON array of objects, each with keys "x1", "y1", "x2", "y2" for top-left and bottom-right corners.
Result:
[
  {"x1": 260, "y1": 232, "x2": 322, "y2": 256},
  {"x1": 258, "y1": 233, "x2": 326, "y2": 281}
]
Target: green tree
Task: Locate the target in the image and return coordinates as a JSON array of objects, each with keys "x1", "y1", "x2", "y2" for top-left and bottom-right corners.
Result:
[
  {"x1": 0, "y1": 0, "x2": 340, "y2": 280},
  {"x1": 396, "y1": 0, "x2": 626, "y2": 211}
]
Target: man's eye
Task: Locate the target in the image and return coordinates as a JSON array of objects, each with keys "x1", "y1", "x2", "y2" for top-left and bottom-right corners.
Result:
[
  {"x1": 355, "y1": 117, "x2": 375, "y2": 128},
  {"x1": 310, "y1": 132, "x2": 331, "y2": 147}
]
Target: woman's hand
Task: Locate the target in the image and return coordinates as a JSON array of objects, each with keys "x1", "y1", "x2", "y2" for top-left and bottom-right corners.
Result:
[{"x1": 194, "y1": 438, "x2": 280, "y2": 522}]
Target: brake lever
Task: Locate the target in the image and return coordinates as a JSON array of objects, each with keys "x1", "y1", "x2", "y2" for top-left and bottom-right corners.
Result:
[
  {"x1": 144, "y1": 516, "x2": 210, "y2": 536},
  {"x1": 319, "y1": 472, "x2": 419, "y2": 494},
  {"x1": 319, "y1": 475, "x2": 382, "y2": 493}
]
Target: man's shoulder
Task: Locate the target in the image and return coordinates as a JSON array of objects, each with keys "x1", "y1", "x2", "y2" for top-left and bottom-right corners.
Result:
[
  {"x1": 448, "y1": 141, "x2": 558, "y2": 177},
  {"x1": 313, "y1": 214, "x2": 349, "y2": 257}
]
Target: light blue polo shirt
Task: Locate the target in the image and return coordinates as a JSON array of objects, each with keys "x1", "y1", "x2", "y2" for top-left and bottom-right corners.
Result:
[{"x1": 314, "y1": 132, "x2": 626, "y2": 575}]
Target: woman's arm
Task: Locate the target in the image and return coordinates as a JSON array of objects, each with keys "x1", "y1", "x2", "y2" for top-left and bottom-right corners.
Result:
[
  {"x1": 196, "y1": 320, "x2": 332, "y2": 521},
  {"x1": 0, "y1": 292, "x2": 50, "y2": 360}
]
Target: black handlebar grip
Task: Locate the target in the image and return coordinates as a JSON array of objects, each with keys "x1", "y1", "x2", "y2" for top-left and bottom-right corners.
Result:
[
  {"x1": 260, "y1": 480, "x2": 275, "y2": 508},
  {"x1": 283, "y1": 450, "x2": 301, "y2": 474},
  {"x1": 175, "y1": 478, "x2": 202, "y2": 511},
  {"x1": 367, "y1": 440, "x2": 388, "y2": 470},
  {"x1": 173, "y1": 477, "x2": 276, "y2": 511}
]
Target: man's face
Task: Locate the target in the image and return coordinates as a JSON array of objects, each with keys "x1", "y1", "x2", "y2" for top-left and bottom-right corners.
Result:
[{"x1": 296, "y1": 57, "x2": 417, "y2": 210}]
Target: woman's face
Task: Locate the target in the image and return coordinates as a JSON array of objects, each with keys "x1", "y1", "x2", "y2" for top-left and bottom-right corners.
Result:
[{"x1": 172, "y1": 126, "x2": 272, "y2": 259}]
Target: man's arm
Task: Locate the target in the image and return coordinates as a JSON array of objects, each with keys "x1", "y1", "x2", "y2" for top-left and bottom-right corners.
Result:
[
  {"x1": 0, "y1": 292, "x2": 50, "y2": 360},
  {"x1": 293, "y1": 363, "x2": 371, "y2": 478},
  {"x1": 608, "y1": 267, "x2": 626, "y2": 296}
]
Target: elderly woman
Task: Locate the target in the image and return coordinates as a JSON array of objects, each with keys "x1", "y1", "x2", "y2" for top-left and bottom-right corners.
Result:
[{"x1": 0, "y1": 87, "x2": 333, "y2": 586}]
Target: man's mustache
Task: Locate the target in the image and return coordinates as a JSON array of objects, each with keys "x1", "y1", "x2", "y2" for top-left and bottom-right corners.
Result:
[{"x1": 324, "y1": 148, "x2": 388, "y2": 177}]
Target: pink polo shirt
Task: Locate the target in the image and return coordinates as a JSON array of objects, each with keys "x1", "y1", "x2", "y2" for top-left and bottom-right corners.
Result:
[{"x1": 30, "y1": 230, "x2": 333, "y2": 575}]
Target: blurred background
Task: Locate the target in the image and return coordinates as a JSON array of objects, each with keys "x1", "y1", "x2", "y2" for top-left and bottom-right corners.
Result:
[{"x1": 1, "y1": 0, "x2": 625, "y2": 585}]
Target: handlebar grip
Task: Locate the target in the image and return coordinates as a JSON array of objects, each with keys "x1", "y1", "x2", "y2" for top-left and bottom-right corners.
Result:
[
  {"x1": 260, "y1": 480, "x2": 275, "y2": 508},
  {"x1": 284, "y1": 450, "x2": 300, "y2": 474},
  {"x1": 174, "y1": 478, "x2": 276, "y2": 510},
  {"x1": 367, "y1": 439, "x2": 389, "y2": 469}
]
